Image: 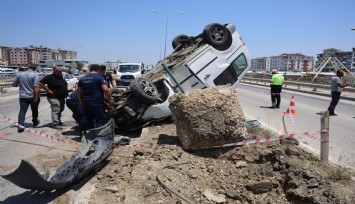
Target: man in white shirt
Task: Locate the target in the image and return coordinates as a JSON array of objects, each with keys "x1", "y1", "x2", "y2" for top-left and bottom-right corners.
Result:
[{"x1": 327, "y1": 69, "x2": 349, "y2": 116}]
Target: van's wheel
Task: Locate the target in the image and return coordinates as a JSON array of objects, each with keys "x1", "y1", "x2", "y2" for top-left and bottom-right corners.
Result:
[
  {"x1": 172, "y1": 34, "x2": 190, "y2": 49},
  {"x1": 202, "y1": 23, "x2": 232, "y2": 51},
  {"x1": 130, "y1": 78, "x2": 158, "y2": 104}
]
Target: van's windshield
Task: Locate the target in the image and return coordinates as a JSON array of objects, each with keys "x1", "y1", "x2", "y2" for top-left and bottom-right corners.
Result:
[
  {"x1": 213, "y1": 53, "x2": 248, "y2": 85},
  {"x1": 119, "y1": 65, "x2": 140, "y2": 73}
]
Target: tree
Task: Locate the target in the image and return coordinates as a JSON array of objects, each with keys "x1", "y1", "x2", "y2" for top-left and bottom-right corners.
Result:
[{"x1": 76, "y1": 61, "x2": 84, "y2": 71}]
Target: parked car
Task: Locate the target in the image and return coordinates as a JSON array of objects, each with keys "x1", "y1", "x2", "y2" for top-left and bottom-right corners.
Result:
[
  {"x1": 64, "y1": 72, "x2": 79, "y2": 91},
  {"x1": 39, "y1": 72, "x2": 78, "y2": 94},
  {"x1": 108, "y1": 22, "x2": 251, "y2": 131},
  {"x1": 0, "y1": 67, "x2": 15, "y2": 75}
]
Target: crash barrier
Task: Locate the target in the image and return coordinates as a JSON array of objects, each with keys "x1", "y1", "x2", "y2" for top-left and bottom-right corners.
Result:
[
  {"x1": 0, "y1": 113, "x2": 80, "y2": 146},
  {"x1": 0, "y1": 75, "x2": 16, "y2": 83},
  {"x1": 242, "y1": 77, "x2": 355, "y2": 93}
]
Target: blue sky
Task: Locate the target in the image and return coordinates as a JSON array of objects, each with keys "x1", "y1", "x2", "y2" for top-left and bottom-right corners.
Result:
[{"x1": 1, "y1": 0, "x2": 354, "y2": 66}]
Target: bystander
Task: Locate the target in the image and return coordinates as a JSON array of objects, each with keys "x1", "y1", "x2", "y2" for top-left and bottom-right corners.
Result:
[
  {"x1": 38, "y1": 66, "x2": 68, "y2": 129},
  {"x1": 327, "y1": 69, "x2": 349, "y2": 116},
  {"x1": 12, "y1": 65, "x2": 40, "y2": 132},
  {"x1": 77, "y1": 64, "x2": 112, "y2": 129}
]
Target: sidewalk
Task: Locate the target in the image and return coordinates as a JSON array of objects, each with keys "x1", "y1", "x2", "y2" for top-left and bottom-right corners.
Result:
[{"x1": 0, "y1": 86, "x2": 19, "y2": 97}]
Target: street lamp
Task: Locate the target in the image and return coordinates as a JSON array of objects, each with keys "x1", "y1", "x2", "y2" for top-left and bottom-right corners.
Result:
[
  {"x1": 151, "y1": 10, "x2": 184, "y2": 59},
  {"x1": 352, "y1": 28, "x2": 355, "y2": 30}
]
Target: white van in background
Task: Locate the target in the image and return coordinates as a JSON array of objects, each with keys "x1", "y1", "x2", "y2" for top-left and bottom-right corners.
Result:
[
  {"x1": 115, "y1": 62, "x2": 145, "y2": 86},
  {"x1": 0, "y1": 67, "x2": 15, "y2": 75}
]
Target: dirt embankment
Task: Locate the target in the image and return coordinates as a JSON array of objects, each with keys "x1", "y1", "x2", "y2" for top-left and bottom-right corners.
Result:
[
  {"x1": 51, "y1": 85, "x2": 355, "y2": 204},
  {"x1": 54, "y1": 123, "x2": 354, "y2": 204}
]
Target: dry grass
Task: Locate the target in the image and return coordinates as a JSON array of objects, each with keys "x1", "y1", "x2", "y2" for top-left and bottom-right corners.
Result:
[{"x1": 286, "y1": 156, "x2": 354, "y2": 182}]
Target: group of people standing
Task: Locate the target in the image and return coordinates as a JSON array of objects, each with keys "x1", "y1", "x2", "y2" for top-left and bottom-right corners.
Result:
[
  {"x1": 12, "y1": 64, "x2": 115, "y2": 133},
  {"x1": 269, "y1": 69, "x2": 349, "y2": 116}
]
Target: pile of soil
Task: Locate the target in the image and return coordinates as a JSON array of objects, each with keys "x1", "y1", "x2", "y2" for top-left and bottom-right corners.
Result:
[{"x1": 50, "y1": 123, "x2": 354, "y2": 204}]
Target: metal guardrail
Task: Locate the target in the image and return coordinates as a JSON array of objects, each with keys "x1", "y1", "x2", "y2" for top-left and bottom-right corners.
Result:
[
  {"x1": 242, "y1": 77, "x2": 355, "y2": 93},
  {"x1": 0, "y1": 75, "x2": 16, "y2": 83}
]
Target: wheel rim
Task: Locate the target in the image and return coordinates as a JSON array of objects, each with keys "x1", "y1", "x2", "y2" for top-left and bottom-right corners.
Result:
[
  {"x1": 139, "y1": 80, "x2": 157, "y2": 96},
  {"x1": 210, "y1": 27, "x2": 225, "y2": 42}
]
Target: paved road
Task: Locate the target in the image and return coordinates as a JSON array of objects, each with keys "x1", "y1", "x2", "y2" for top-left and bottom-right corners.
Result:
[
  {"x1": 238, "y1": 83, "x2": 355, "y2": 168},
  {"x1": 0, "y1": 93, "x2": 77, "y2": 202}
]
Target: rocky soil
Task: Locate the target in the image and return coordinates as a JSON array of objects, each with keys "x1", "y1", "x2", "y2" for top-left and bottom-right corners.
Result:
[{"x1": 46, "y1": 122, "x2": 354, "y2": 204}]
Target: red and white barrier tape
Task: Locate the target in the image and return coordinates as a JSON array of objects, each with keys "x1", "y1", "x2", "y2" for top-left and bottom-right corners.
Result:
[
  {"x1": 0, "y1": 113, "x2": 79, "y2": 146},
  {"x1": 0, "y1": 113, "x2": 330, "y2": 150}
]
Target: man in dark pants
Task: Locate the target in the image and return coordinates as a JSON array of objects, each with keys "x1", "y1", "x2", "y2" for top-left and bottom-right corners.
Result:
[
  {"x1": 327, "y1": 69, "x2": 349, "y2": 116},
  {"x1": 99, "y1": 65, "x2": 115, "y2": 88},
  {"x1": 66, "y1": 91, "x2": 86, "y2": 129},
  {"x1": 270, "y1": 69, "x2": 284, "y2": 109},
  {"x1": 12, "y1": 65, "x2": 40, "y2": 132},
  {"x1": 38, "y1": 66, "x2": 68, "y2": 129},
  {"x1": 77, "y1": 64, "x2": 112, "y2": 129}
]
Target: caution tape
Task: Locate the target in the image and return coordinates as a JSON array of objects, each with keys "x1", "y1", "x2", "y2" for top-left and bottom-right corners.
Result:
[
  {"x1": 0, "y1": 113, "x2": 79, "y2": 146},
  {"x1": 0, "y1": 112, "x2": 330, "y2": 150}
]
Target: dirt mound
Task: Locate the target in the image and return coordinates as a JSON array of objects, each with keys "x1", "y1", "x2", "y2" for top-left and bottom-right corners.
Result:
[
  {"x1": 54, "y1": 124, "x2": 354, "y2": 204},
  {"x1": 169, "y1": 85, "x2": 247, "y2": 149}
]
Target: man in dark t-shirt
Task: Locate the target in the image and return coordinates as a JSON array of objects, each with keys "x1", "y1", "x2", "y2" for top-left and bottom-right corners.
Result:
[
  {"x1": 99, "y1": 65, "x2": 115, "y2": 88},
  {"x1": 77, "y1": 64, "x2": 112, "y2": 129},
  {"x1": 39, "y1": 66, "x2": 68, "y2": 129}
]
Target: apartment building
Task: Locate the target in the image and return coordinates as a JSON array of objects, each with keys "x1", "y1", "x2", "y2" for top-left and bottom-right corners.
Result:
[
  {"x1": 9, "y1": 47, "x2": 28, "y2": 66},
  {"x1": 5, "y1": 45, "x2": 79, "y2": 66},
  {"x1": 252, "y1": 53, "x2": 314, "y2": 72},
  {"x1": 317, "y1": 48, "x2": 353, "y2": 72},
  {"x1": 250, "y1": 57, "x2": 270, "y2": 72},
  {"x1": 0, "y1": 46, "x2": 10, "y2": 66}
]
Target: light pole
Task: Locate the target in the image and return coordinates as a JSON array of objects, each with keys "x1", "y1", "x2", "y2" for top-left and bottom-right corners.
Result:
[
  {"x1": 152, "y1": 10, "x2": 184, "y2": 59},
  {"x1": 352, "y1": 28, "x2": 355, "y2": 30}
]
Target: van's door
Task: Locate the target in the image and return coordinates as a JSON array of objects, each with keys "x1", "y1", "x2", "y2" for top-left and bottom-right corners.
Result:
[{"x1": 185, "y1": 48, "x2": 224, "y2": 88}]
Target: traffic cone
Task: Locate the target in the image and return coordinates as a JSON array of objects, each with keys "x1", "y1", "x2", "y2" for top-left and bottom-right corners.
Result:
[{"x1": 284, "y1": 95, "x2": 297, "y2": 115}]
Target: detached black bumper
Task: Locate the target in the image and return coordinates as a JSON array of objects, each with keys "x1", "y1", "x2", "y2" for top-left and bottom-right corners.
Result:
[{"x1": 1, "y1": 119, "x2": 115, "y2": 191}]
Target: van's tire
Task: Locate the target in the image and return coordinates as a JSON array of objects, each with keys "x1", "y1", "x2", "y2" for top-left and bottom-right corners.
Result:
[
  {"x1": 130, "y1": 78, "x2": 158, "y2": 104},
  {"x1": 172, "y1": 34, "x2": 190, "y2": 49},
  {"x1": 202, "y1": 23, "x2": 232, "y2": 51}
]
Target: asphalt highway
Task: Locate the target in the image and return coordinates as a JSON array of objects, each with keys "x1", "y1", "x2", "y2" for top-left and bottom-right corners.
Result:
[{"x1": 238, "y1": 83, "x2": 355, "y2": 168}]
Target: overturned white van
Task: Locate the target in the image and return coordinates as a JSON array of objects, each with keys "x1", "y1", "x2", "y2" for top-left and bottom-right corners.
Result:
[{"x1": 109, "y1": 23, "x2": 251, "y2": 131}]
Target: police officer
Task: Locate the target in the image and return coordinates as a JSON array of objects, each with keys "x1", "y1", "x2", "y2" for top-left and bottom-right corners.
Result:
[
  {"x1": 77, "y1": 64, "x2": 112, "y2": 129},
  {"x1": 270, "y1": 69, "x2": 284, "y2": 109}
]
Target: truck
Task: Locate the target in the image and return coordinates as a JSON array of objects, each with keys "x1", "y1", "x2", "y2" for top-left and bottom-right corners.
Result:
[
  {"x1": 115, "y1": 62, "x2": 145, "y2": 86},
  {"x1": 109, "y1": 22, "x2": 251, "y2": 131}
]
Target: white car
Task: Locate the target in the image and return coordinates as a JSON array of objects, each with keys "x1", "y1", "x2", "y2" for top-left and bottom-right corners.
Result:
[
  {"x1": 39, "y1": 73, "x2": 78, "y2": 94},
  {"x1": 63, "y1": 73, "x2": 79, "y2": 91}
]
